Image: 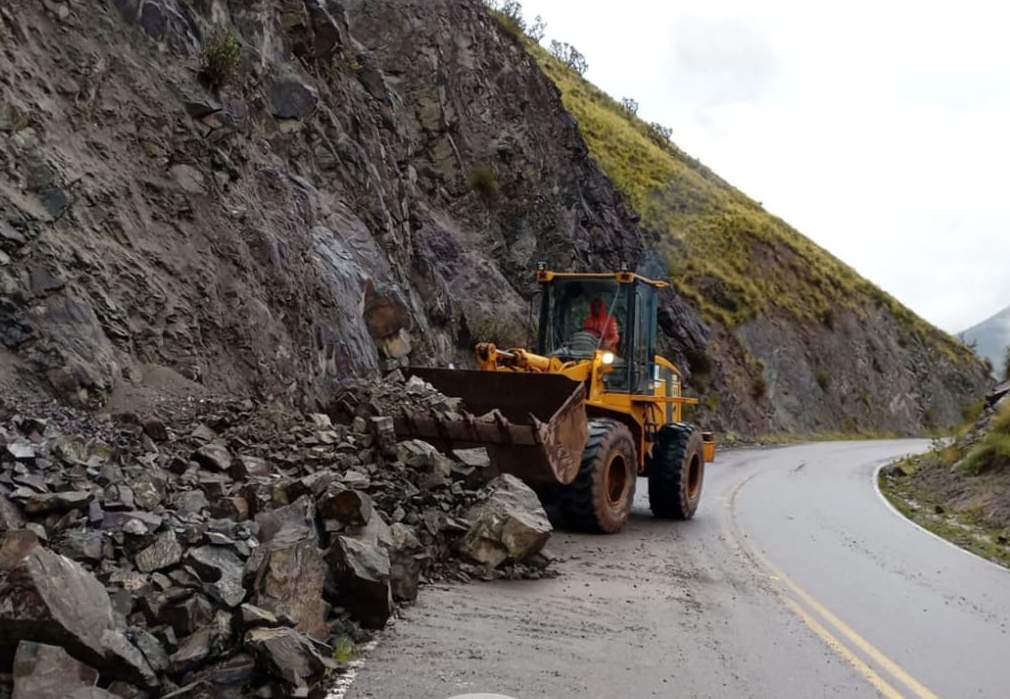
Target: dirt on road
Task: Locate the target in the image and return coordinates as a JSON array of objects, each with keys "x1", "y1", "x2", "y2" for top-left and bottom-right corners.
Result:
[{"x1": 344, "y1": 441, "x2": 1010, "y2": 699}]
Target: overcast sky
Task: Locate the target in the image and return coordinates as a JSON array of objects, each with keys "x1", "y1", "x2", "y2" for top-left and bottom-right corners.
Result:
[{"x1": 519, "y1": 0, "x2": 1010, "y2": 333}]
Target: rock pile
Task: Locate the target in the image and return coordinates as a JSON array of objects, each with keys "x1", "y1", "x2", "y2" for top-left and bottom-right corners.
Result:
[{"x1": 0, "y1": 374, "x2": 554, "y2": 697}]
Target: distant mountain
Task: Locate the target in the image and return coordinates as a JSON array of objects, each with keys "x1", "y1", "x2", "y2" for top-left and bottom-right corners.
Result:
[{"x1": 962, "y1": 306, "x2": 1010, "y2": 378}]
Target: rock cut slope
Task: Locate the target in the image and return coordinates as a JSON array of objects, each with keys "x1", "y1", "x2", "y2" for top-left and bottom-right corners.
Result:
[
  {"x1": 0, "y1": 0, "x2": 644, "y2": 409},
  {"x1": 0, "y1": 0, "x2": 991, "y2": 437}
]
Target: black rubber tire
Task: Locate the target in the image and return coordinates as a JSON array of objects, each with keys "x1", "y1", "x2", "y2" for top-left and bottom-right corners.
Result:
[
  {"x1": 559, "y1": 418, "x2": 637, "y2": 533},
  {"x1": 648, "y1": 423, "x2": 705, "y2": 520}
]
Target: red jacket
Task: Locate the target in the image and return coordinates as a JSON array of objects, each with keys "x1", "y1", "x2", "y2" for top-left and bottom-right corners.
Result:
[{"x1": 584, "y1": 299, "x2": 619, "y2": 350}]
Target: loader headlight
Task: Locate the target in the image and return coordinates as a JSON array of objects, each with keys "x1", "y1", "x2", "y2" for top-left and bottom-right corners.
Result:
[{"x1": 601, "y1": 351, "x2": 615, "y2": 365}]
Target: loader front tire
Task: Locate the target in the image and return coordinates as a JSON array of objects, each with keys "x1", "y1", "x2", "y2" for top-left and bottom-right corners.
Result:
[
  {"x1": 560, "y1": 418, "x2": 637, "y2": 533},
  {"x1": 648, "y1": 423, "x2": 705, "y2": 520}
]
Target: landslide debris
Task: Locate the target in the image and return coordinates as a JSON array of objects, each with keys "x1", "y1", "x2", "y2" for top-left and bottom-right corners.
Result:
[{"x1": 0, "y1": 373, "x2": 555, "y2": 697}]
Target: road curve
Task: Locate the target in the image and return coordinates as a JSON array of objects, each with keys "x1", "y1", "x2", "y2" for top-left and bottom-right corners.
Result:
[{"x1": 345, "y1": 441, "x2": 1010, "y2": 699}]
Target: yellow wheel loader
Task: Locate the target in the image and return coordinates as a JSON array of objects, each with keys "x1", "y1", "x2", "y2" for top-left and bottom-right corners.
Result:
[{"x1": 395, "y1": 270, "x2": 716, "y2": 533}]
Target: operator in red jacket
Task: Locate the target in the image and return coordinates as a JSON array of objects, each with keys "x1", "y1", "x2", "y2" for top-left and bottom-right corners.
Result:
[{"x1": 583, "y1": 297, "x2": 620, "y2": 351}]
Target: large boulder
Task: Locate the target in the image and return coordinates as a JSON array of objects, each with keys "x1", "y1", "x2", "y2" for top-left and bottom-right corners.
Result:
[
  {"x1": 0, "y1": 533, "x2": 117, "y2": 665},
  {"x1": 12, "y1": 641, "x2": 99, "y2": 699},
  {"x1": 254, "y1": 496, "x2": 318, "y2": 546},
  {"x1": 184, "y1": 546, "x2": 246, "y2": 608},
  {"x1": 134, "y1": 530, "x2": 183, "y2": 573},
  {"x1": 0, "y1": 533, "x2": 157, "y2": 687},
  {"x1": 459, "y1": 475, "x2": 552, "y2": 568},
  {"x1": 243, "y1": 627, "x2": 333, "y2": 690},
  {"x1": 325, "y1": 535, "x2": 393, "y2": 629},
  {"x1": 248, "y1": 540, "x2": 328, "y2": 640},
  {"x1": 317, "y1": 486, "x2": 372, "y2": 526}
]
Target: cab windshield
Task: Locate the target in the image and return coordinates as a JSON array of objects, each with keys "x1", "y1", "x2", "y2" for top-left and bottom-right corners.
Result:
[{"x1": 537, "y1": 278, "x2": 630, "y2": 360}]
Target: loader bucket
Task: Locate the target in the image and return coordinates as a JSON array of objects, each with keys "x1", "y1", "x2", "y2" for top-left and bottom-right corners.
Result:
[{"x1": 393, "y1": 368, "x2": 588, "y2": 486}]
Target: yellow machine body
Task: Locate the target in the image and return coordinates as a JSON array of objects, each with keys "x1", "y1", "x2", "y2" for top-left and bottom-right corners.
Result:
[{"x1": 394, "y1": 271, "x2": 716, "y2": 487}]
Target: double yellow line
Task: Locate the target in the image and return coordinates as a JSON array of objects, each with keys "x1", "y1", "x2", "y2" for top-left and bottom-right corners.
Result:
[{"x1": 729, "y1": 476, "x2": 941, "y2": 699}]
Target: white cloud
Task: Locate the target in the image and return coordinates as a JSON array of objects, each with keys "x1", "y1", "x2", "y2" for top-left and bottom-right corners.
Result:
[{"x1": 520, "y1": 0, "x2": 1010, "y2": 332}]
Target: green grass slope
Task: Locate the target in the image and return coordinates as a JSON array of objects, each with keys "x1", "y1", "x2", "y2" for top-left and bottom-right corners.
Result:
[{"x1": 530, "y1": 44, "x2": 973, "y2": 363}]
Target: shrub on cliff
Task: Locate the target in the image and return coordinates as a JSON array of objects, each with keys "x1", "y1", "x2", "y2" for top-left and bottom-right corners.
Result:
[
  {"x1": 202, "y1": 27, "x2": 241, "y2": 88},
  {"x1": 962, "y1": 402, "x2": 1010, "y2": 474}
]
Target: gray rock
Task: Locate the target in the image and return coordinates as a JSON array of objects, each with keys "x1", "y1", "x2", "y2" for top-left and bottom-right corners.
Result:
[
  {"x1": 266, "y1": 78, "x2": 319, "y2": 120},
  {"x1": 398, "y1": 440, "x2": 453, "y2": 479},
  {"x1": 0, "y1": 536, "x2": 118, "y2": 668},
  {"x1": 169, "y1": 628, "x2": 211, "y2": 674},
  {"x1": 6, "y1": 439, "x2": 36, "y2": 461},
  {"x1": 133, "y1": 628, "x2": 169, "y2": 674},
  {"x1": 22, "y1": 490, "x2": 93, "y2": 514},
  {"x1": 239, "y1": 603, "x2": 279, "y2": 629},
  {"x1": 209, "y1": 495, "x2": 249, "y2": 521},
  {"x1": 0, "y1": 495, "x2": 26, "y2": 532},
  {"x1": 12, "y1": 641, "x2": 98, "y2": 699},
  {"x1": 231, "y1": 454, "x2": 271, "y2": 479},
  {"x1": 317, "y1": 486, "x2": 372, "y2": 526},
  {"x1": 159, "y1": 594, "x2": 213, "y2": 638},
  {"x1": 99, "y1": 629, "x2": 159, "y2": 689},
  {"x1": 64, "y1": 690, "x2": 120, "y2": 699},
  {"x1": 459, "y1": 474, "x2": 552, "y2": 568},
  {"x1": 141, "y1": 416, "x2": 169, "y2": 442},
  {"x1": 57, "y1": 529, "x2": 104, "y2": 562},
  {"x1": 135, "y1": 530, "x2": 183, "y2": 573},
  {"x1": 192, "y1": 442, "x2": 231, "y2": 472},
  {"x1": 453, "y1": 448, "x2": 491, "y2": 468},
  {"x1": 172, "y1": 489, "x2": 209, "y2": 515},
  {"x1": 101, "y1": 510, "x2": 162, "y2": 535},
  {"x1": 188, "y1": 652, "x2": 256, "y2": 689},
  {"x1": 131, "y1": 474, "x2": 164, "y2": 510},
  {"x1": 326, "y1": 535, "x2": 393, "y2": 629},
  {"x1": 249, "y1": 540, "x2": 328, "y2": 640},
  {"x1": 243, "y1": 626, "x2": 333, "y2": 689},
  {"x1": 184, "y1": 546, "x2": 245, "y2": 607},
  {"x1": 255, "y1": 496, "x2": 317, "y2": 546}
]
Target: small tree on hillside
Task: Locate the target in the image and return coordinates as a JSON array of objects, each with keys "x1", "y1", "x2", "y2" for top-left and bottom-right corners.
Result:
[
  {"x1": 549, "y1": 40, "x2": 588, "y2": 75},
  {"x1": 621, "y1": 97, "x2": 639, "y2": 116},
  {"x1": 498, "y1": 0, "x2": 525, "y2": 31},
  {"x1": 528, "y1": 14, "x2": 547, "y2": 42},
  {"x1": 1004, "y1": 346, "x2": 1010, "y2": 381},
  {"x1": 647, "y1": 121, "x2": 673, "y2": 144}
]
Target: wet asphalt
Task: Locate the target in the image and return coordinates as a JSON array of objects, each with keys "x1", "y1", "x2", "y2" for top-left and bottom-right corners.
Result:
[{"x1": 345, "y1": 441, "x2": 1010, "y2": 699}]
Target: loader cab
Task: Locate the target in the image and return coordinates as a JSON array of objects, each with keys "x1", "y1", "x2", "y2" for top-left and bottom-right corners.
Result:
[{"x1": 536, "y1": 272, "x2": 660, "y2": 395}]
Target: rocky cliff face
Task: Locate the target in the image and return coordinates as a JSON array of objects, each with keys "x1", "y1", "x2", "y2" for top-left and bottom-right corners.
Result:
[
  {"x1": 0, "y1": 0, "x2": 990, "y2": 434},
  {"x1": 0, "y1": 0, "x2": 642, "y2": 407}
]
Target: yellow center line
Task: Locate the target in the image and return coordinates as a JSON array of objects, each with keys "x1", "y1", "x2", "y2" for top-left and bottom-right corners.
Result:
[
  {"x1": 763, "y1": 557, "x2": 941, "y2": 699},
  {"x1": 780, "y1": 596, "x2": 906, "y2": 699},
  {"x1": 727, "y1": 473, "x2": 942, "y2": 699}
]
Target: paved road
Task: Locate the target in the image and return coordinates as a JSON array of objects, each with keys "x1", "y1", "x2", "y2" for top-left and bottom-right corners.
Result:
[{"x1": 345, "y1": 441, "x2": 1010, "y2": 699}]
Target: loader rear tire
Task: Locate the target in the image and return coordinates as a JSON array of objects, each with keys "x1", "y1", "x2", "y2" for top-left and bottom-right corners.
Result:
[
  {"x1": 648, "y1": 423, "x2": 705, "y2": 520},
  {"x1": 560, "y1": 418, "x2": 637, "y2": 533}
]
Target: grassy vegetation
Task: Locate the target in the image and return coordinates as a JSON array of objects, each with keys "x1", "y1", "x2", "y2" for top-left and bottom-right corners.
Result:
[
  {"x1": 468, "y1": 165, "x2": 500, "y2": 206},
  {"x1": 961, "y1": 402, "x2": 1010, "y2": 475},
  {"x1": 526, "y1": 43, "x2": 977, "y2": 365},
  {"x1": 331, "y1": 635, "x2": 356, "y2": 664},
  {"x1": 201, "y1": 27, "x2": 242, "y2": 88}
]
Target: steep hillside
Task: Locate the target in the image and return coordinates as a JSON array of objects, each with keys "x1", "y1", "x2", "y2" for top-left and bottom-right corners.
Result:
[
  {"x1": 0, "y1": 0, "x2": 990, "y2": 436},
  {"x1": 0, "y1": 0, "x2": 643, "y2": 408},
  {"x1": 962, "y1": 305, "x2": 1010, "y2": 378},
  {"x1": 528, "y1": 41, "x2": 990, "y2": 434}
]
